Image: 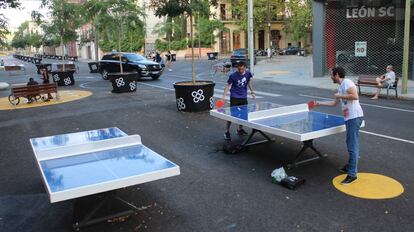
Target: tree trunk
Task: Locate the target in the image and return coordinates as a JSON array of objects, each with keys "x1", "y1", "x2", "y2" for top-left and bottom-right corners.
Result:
[
  {"x1": 190, "y1": 14, "x2": 195, "y2": 84},
  {"x1": 61, "y1": 36, "x2": 65, "y2": 72},
  {"x1": 118, "y1": 17, "x2": 123, "y2": 73},
  {"x1": 94, "y1": 25, "x2": 99, "y2": 62},
  {"x1": 198, "y1": 13, "x2": 201, "y2": 59}
]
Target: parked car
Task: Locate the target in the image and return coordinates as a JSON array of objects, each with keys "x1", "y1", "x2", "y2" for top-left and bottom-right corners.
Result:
[
  {"x1": 99, "y1": 52, "x2": 163, "y2": 80},
  {"x1": 230, "y1": 48, "x2": 257, "y2": 67},
  {"x1": 278, "y1": 46, "x2": 302, "y2": 55}
]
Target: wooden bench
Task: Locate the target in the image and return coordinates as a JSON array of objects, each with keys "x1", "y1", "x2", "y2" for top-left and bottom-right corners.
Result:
[
  {"x1": 8, "y1": 83, "x2": 59, "y2": 106},
  {"x1": 356, "y1": 75, "x2": 399, "y2": 98}
]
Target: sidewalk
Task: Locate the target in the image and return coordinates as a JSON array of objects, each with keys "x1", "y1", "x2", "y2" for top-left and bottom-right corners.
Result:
[{"x1": 254, "y1": 55, "x2": 414, "y2": 100}]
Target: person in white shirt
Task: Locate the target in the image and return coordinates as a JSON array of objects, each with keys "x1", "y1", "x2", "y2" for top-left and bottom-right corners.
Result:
[
  {"x1": 371, "y1": 65, "x2": 396, "y2": 99},
  {"x1": 315, "y1": 66, "x2": 364, "y2": 185}
]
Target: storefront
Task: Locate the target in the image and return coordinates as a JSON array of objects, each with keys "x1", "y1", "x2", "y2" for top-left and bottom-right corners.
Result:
[{"x1": 312, "y1": 0, "x2": 414, "y2": 78}]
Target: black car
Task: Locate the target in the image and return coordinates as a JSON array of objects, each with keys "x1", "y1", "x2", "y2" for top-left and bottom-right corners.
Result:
[
  {"x1": 230, "y1": 48, "x2": 257, "y2": 67},
  {"x1": 278, "y1": 47, "x2": 302, "y2": 55},
  {"x1": 99, "y1": 53, "x2": 163, "y2": 80}
]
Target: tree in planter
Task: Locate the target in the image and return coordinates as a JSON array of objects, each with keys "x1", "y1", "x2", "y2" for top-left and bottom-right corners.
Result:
[
  {"x1": 105, "y1": 0, "x2": 144, "y2": 73},
  {"x1": 149, "y1": 0, "x2": 217, "y2": 84},
  {"x1": 150, "y1": 0, "x2": 220, "y2": 112},
  {"x1": 39, "y1": 0, "x2": 81, "y2": 71},
  {"x1": 82, "y1": 0, "x2": 110, "y2": 62}
]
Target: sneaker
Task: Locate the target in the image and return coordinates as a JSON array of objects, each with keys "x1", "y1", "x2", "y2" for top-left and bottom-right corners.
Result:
[
  {"x1": 338, "y1": 164, "x2": 348, "y2": 173},
  {"x1": 237, "y1": 128, "x2": 248, "y2": 135},
  {"x1": 340, "y1": 175, "x2": 357, "y2": 185},
  {"x1": 224, "y1": 132, "x2": 231, "y2": 140}
]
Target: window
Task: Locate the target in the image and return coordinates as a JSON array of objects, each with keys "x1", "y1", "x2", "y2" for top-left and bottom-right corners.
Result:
[{"x1": 220, "y1": 4, "x2": 226, "y2": 20}]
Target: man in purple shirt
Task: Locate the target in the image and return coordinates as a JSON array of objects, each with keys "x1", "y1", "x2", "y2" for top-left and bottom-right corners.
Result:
[{"x1": 221, "y1": 61, "x2": 256, "y2": 140}]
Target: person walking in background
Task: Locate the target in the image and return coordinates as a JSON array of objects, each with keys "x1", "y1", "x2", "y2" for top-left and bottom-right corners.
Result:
[
  {"x1": 371, "y1": 65, "x2": 396, "y2": 100},
  {"x1": 315, "y1": 66, "x2": 364, "y2": 185},
  {"x1": 165, "y1": 51, "x2": 172, "y2": 71},
  {"x1": 221, "y1": 61, "x2": 256, "y2": 141}
]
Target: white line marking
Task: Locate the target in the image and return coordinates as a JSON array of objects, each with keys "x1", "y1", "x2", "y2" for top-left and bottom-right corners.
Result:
[
  {"x1": 139, "y1": 82, "x2": 174, "y2": 91},
  {"x1": 360, "y1": 130, "x2": 414, "y2": 144},
  {"x1": 299, "y1": 94, "x2": 414, "y2": 113}
]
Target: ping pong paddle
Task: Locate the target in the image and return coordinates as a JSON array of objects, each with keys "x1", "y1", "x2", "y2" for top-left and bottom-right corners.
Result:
[
  {"x1": 308, "y1": 100, "x2": 315, "y2": 109},
  {"x1": 216, "y1": 99, "x2": 224, "y2": 108}
]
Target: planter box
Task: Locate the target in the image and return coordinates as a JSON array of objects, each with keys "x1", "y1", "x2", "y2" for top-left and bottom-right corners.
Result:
[
  {"x1": 88, "y1": 62, "x2": 99, "y2": 73},
  {"x1": 207, "y1": 52, "x2": 219, "y2": 60},
  {"x1": 108, "y1": 72, "x2": 138, "y2": 93},
  {"x1": 35, "y1": 63, "x2": 52, "y2": 74},
  {"x1": 51, "y1": 70, "x2": 75, "y2": 86},
  {"x1": 173, "y1": 81, "x2": 215, "y2": 112}
]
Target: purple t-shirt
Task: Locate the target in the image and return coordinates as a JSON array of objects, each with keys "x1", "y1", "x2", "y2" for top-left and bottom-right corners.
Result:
[{"x1": 227, "y1": 70, "x2": 252, "y2": 99}]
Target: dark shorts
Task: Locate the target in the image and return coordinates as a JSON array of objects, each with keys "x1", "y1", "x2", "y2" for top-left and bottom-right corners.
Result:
[{"x1": 230, "y1": 97, "x2": 248, "y2": 107}]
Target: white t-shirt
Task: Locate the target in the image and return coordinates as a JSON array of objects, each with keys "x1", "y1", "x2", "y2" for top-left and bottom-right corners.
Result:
[
  {"x1": 338, "y1": 79, "x2": 364, "y2": 121},
  {"x1": 385, "y1": 71, "x2": 396, "y2": 85}
]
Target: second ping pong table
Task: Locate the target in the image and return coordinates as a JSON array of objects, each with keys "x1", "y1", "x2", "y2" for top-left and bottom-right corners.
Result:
[
  {"x1": 30, "y1": 127, "x2": 180, "y2": 230},
  {"x1": 210, "y1": 102, "x2": 358, "y2": 168}
]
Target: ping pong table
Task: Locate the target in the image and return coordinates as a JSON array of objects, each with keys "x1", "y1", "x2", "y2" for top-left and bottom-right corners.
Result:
[
  {"x1": 30, "y1": 127, "x2": 180, "y2": 230},
  {"x1": 210, "y1": 102, "x2": 352, "y2": 168}
]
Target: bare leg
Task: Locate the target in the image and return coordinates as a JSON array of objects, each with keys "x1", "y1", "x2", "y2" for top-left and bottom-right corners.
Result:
[{"x1": 371, "y1": 77, "x2": 383, "y2": 99}]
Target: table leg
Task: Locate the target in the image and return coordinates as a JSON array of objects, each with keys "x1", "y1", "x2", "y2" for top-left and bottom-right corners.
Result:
[
  {"x1": 242, "y1": 129, "x2": 273, "y2": 146},
  {"x1": 72, "y1": 190, "x2": 140, "y2": 230},
  {"x1": 287, "y1": 140, "x2": 328, "y2": 169}
]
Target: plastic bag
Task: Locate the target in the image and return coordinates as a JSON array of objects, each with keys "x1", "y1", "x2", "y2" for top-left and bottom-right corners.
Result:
[{"x1": 271, "y1": 167, "x2": 288, "y2": 183}]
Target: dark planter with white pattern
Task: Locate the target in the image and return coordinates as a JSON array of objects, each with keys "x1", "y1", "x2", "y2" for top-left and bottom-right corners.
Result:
[
  {"x1": 51, "y1": 70, "x2": 75, "y2": 86},
  {"x1": 173, "y1": 81, "x2": 215, "y2": 112},
  {"x1": 108, "y1": 72, "x2": 138, "y2": 93}
]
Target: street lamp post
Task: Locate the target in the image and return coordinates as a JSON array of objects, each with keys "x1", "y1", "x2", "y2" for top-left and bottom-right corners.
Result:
[{"x1": 248, "y1": 0, "x2": 254, "y2": 73}]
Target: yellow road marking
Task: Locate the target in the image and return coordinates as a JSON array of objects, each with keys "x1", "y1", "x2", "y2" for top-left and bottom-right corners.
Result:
[
  {"x1": 0, "y1": 90, "x2": 92, "y2": 110},
  {"x1": 333, "y1": 173, "x2": 404, "y2": 200}
]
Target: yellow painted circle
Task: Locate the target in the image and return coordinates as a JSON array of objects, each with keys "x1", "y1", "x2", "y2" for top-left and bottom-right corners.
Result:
[
  {"x1": 263, "y1": 70, "x2": 290, "y2": 75},
  {"x1": 333, "y1": 173, "x2": 404, "y2": 200},
  {"x1": 0, "y1": 90, "x2": 92, "y2": 110}
]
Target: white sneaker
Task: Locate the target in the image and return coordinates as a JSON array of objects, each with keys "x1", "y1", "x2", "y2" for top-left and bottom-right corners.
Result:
[{"x1": 169, "y1": 69, "x2": 172, "y2": 72}]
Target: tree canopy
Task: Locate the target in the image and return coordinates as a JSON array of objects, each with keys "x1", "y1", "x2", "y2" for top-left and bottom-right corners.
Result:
[
  {"x1": 81, "y1": 0, "x2": 145, "y2": 52},
  {"x1": 0, "y1": 0, "x2": 21, "y2": 47}
]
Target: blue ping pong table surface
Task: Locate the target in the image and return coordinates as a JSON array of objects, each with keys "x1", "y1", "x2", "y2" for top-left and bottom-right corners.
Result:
[
  {"x1": 30, "y1": 127, "x2": 179, "y2": 196},
  {"x1": 40, "y1": 144, "x2": 177, "y2": 193},
  {"x1": 30, "y1": 127, "x2": 127, "y2": 152},
  {"x1": 217, "y1": 103, "x2": 345, "y2": 134}
]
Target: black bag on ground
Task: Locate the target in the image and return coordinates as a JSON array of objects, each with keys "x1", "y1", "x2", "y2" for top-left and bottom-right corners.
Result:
[
  {"x1": 222, "y1": 142, "x2": 247, "y2": 154},
  {"x1": 280, "y1": 176, "x2": 306, "y2": 190}
]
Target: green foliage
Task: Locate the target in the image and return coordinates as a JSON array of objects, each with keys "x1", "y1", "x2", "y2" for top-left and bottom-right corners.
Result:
[
  {"x1": 196, "y1": 17, "x2": 224, "y2": 47},
  {"x1": 231, "y1": 0, "x2": 283, "y2": 32},
  {"x1": 11, "y1": 21, "x2": 30, "y2": 49},
  {"x1": 283, "y1": 0, "x2": 312, "y2": 42},
  {"x1": 0, "y1": 0, "x2": 21, "y2": 47},
  {"x1": 155, "y1": 38, "x2": 187, "y2": 51},
  {"x1": 39, "y1": 0, "x2": 82, "y2": 48},
  {"x1": 149, "y1": 0, "x2": 215, "y2": 18},
  {"x1": 82, "y1": 0, "x2": 145, "y2": 53}
]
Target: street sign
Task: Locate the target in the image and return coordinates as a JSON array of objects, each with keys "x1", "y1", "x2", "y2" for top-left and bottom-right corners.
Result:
[{"x1": 355, "y1": 41, "x2": 367, "y2": 57}]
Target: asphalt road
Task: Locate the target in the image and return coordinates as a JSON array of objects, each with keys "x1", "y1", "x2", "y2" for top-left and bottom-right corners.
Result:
[{"x1": 0, "y1": 57, "x2": 413, "y2": 232}]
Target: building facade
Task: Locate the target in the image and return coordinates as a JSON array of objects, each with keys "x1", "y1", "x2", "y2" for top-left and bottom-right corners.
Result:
[
  {"x1": 211, "y1": 0, "x2": 311, "y2": 53},
  {"x1": 312, "y1": 0, "x2": 414, "y2": 79}
]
